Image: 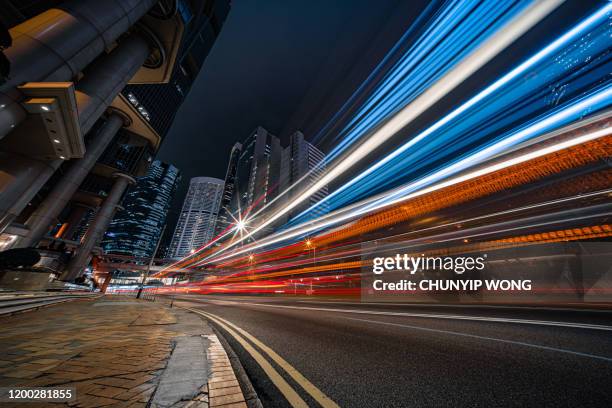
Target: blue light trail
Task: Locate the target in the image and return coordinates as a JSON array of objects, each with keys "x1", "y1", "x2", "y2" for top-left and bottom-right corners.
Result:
[{"x1": 289, "y1": 3, "x2": 612, "y2": 226}]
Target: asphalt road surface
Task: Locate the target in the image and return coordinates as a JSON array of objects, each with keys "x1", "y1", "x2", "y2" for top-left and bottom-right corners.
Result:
[{"x1": 171, "y1": 295, "x2": 612, "y2": 407}]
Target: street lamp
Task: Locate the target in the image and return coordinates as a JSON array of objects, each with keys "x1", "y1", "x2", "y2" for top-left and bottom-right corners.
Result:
[
  {"x1": 305, "y1": 239, "x2": 316, "y2": 296},
  {"x1": 138, "y1": 224, "x2": 166, "y2": 299},
  {"x1": 248, "y1": 254, "x2": 255, "y2": 282}
]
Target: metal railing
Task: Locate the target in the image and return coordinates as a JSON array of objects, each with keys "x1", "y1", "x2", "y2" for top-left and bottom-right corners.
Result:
[{"x1": 0, "y1": 292, "x2": 100, "y2": 316}]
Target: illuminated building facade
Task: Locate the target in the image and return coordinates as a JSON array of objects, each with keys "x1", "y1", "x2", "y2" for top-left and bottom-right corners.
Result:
[
  {"x1": 233, "y1": 126, "x2": 282, "y2": 217},
  {"x1": 169, "y1": 177, "x2": 224, "y2": 258},
  {"x1": 216, "y1": 127, "x2": 328, "y2": 236},
  {"x1": 279, "y1": 131, "x2": 329, "y2": 222},
  {"x1": 102, "y1": 161, "x2": 180, "y2": 258},
  {"x1": 215, "y1": 142, "x2": 242, "y2": 236}
]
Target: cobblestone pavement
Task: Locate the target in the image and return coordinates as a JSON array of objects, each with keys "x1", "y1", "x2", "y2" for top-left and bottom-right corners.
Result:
[{"x1": 0, "y1": 296, "x2": 248, "y2": 408}]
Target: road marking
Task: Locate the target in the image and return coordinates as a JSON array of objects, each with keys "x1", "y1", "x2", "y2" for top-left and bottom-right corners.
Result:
[
  {"x1": 341, "y1": 316, "x2": 612, "y2": 362},
  {"x1": 204, "y1": 300, "x2": 612, "y2": 332},
  {"x1": 182, "y1": 306, "x2": 340, "y2": 408},
  {"x1": 180, "y1": 307, "x2": 309, "y2": 408},
  {"x1": 295, "y1": 300, "x2": 612, "y2": 313}
]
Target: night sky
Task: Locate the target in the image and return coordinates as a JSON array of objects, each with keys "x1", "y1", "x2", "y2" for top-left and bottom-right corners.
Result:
[
  {"x1": 157, "y1": 0, "x2": 427, "y2": 234},
  {"x1": 157, "y1": 0, "x2": 602, "y2": 241}
]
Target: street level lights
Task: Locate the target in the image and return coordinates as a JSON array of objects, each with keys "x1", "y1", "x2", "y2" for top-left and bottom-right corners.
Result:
[
  {"x1": 137, "y1": 224, "x2": 166, "y2": 299},
  {"x1": 306, "y1": 239, "x2": 316, "y2": 295},
  {"x1": 248, "y1": 254, "x2": 255, "y2": 281}
]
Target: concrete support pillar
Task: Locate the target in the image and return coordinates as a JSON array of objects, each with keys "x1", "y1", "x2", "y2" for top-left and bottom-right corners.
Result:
[
  {"x1": 0, "y1": 0, "x2": 158, "y2": 139},
  {"x1": 62, "y1": 173, "x2": 135, "y2": 281},
  {"x1": 75, "y1": 34, "x2": 150, "y2": 134},
  {"x1": 0, "y1": 154, "x2": 61, "y2": 232},
  {"x1": 0, "y1": 30, "x2": 149, "y2": 236},
  {"x1": 58, "y1": 204, "x2": 93, "y2": 241},
  {"x1": 100, "y1": 273, "x2": 113, "y2": 294},
  {"x1": 15, "y1": 113, "x2": 125, "y2": 248}
]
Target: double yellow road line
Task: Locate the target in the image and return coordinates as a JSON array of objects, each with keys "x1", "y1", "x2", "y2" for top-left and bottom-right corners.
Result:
[{"x1": 182, "y1": 306, "x2": 339, "y2": 408}]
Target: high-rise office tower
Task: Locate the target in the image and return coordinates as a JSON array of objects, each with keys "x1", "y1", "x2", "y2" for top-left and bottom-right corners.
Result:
[
  {"x1": 216, "y1": 128, "x2": 326, "y2": 239},
  {"x1": 279, "y1": 131, "x2": 329, "y2": 223},
  {"x1": 102, "y1": 161, "x2": 181, "y2": 259},
  {"x1": 233, "y1": 126, "x2": 282, "y2": 219},
  {"x1": 215, "y1": 142, "x2": 242, "y2": 236},
  {"x1": 0, "y1": 0, "x2": 230, "y2": 282},
  {"x1": 169, "y1": 177, "x2": 224, "y2": 258}
]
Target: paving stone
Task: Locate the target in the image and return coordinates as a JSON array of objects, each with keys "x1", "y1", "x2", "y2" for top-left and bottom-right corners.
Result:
[
  {"x1": 125, "y1": 402, "x2": 147, "y2": 408},
  {"x1": 217, "y1": 403, "x2": 247, "y2": 408},
  {"x1": 209, "y1": 393, "x2": 245, "y2": 407},
  {"x1": 31, "y1": 358, "x2": 64, "y2": 365},
  {"x1": 86, "y1": 385, "x2": 126, "y2": 398},
  {"x1": 114, "y1": 382, "x2": 156, "y2": 401},
  {"x1": 2, "y1": 369, "x2": 41, "y2": 379},
  {"x1": 75, "y1": 395, "x2": 118, "y2": 407},
  {"x1": 208, "y1": 376, "x2": 237, "y2": 383},
  {"x1": 129, "y1": 387, "x2": 156, "y2": 403},
  {"x1": 92, "y1": 377, "x2": 133, "y2": 388},
  {"x1": 208, "y1": 380, "x2": 239, "y2": 390},
  {"x1": 122, "y1": 374, "x2": 156, "y2": 388},
  {"x1": 209, "y1": 386, "x2": 242, "y2": 398},
  {"x1": 56, "y1": 365, "x2": 94, "y2": 374},
  {"x1": 116, "y1": 372, "x2": 153, "y2": 380},
  {"x1": 184, "y1": 401, "x2": 209, "y2": 408}
]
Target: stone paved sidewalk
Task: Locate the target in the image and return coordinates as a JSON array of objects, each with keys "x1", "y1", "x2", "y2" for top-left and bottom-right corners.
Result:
[{"x1": 0, "y1": 296, "x2": 248, "y2": 408}]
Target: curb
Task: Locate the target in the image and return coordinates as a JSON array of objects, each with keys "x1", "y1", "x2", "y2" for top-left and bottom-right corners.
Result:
[
  {"x1": 174, "y1": 305, "x2": 263, "y2": 408},
  {"x1": 211, "y1": 324, "x2": 264, "y2": 408}
]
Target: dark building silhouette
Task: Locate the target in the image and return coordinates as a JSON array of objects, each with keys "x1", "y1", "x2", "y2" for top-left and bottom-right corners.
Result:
[
  {"x1": 279, "y1": 131, "x2": 328, "y2": 222},
  {"x1": 215, "y1": 142, "x2": 242, "y2": 236},
  {"x1": 215, "y1": 127, "x2": 328, "y2": 237},
  {"x1": 232, "y1": 126, "x2": 282, "y2": 219}
]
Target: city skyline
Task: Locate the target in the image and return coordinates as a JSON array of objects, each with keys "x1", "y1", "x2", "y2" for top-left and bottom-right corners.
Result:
[
  {"x1": 93, "y1": 123, "x2": 331, "y2": 258},
  {"x1": 0, "y1": 2, "x2": 610, "y2": 408},
  {"x1": 177, "y1": 126, "x2": 330, "y2": 249}
]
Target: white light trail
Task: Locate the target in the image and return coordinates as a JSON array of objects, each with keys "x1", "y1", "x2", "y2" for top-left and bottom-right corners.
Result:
[
  {"x1": 198, "y1": 88, "x2": 612, "y2": 264},
  {"x1": 294, "y1": 2, "x2": 612, "y2": 220},
  {"x1": 208, "y1": 0, "x2": 564, "y2": 259},
  {"x1": 198, "y1": 120, "x2": 610, "y2": 266},
  {"x1": 246, "y1": 189, "x2": 612, "y2": 270}
]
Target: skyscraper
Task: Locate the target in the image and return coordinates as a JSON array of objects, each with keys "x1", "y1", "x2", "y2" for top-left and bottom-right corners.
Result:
[
  {"x1": 279, "y1": 131, "x2": 329, "y2": 222},
  {"x1": 215, "y1": 142, "x2": 242, "y2": 236},
  {"x1": 169, "y1": 177, "x2": 224, "y2": 258},
  {"x1": 233, "y1": 126, "x2": 282, "y2": 218},
  {"x1": 215, "y1": 127, "x2": 327, "y2": 239},
  {"x1": 102, "y1": 161, "x2": 181, "y2": 259}
]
